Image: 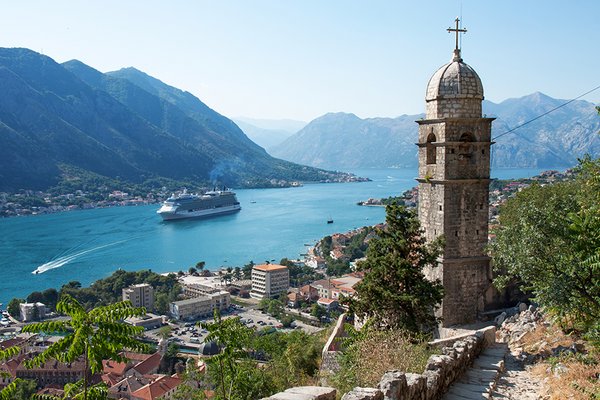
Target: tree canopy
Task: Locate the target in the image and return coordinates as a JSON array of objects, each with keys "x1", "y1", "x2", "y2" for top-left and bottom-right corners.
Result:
[
  {"x1": 490, "y1": 156, "x2": 600, "y2": 336},
  {"x1": 346, "y1": 204, "x2": 444, "y2": 332},
  {"x1": 22, "y1": 294, "x2": 149, "y2": 399}
]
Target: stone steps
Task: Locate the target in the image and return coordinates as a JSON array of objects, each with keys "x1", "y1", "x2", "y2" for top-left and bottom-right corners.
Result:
[{"x1": 443, "y1": 343, "x2": 508, "y2": 400}]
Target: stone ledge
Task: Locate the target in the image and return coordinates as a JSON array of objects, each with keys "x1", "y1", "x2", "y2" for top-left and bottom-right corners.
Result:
[{"x1": 263, "y1": 386, "x2": 337, "y2": 400}]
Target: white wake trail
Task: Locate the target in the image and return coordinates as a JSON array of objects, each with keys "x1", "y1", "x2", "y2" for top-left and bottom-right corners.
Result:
[{"x1": 32, "y1": 240, "x2": 127, "y2": 274}]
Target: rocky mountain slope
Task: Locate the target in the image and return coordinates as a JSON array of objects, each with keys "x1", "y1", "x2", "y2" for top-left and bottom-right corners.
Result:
[
  {"x1": 271, "y1": 94, "x2": 600, "y2": 169},
  {"x1": 0, "y1": 48, "x2": 346, "y2": 191}
]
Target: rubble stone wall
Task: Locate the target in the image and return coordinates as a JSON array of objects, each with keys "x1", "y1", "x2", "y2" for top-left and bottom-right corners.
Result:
[{"x1": 265, "y1": 327, "x2": 495, "y2": 400}]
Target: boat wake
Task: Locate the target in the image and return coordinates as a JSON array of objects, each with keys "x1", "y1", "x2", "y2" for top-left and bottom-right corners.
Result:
[{"x1": 32, "y1": 240, "x2": 127, "y2": 275}]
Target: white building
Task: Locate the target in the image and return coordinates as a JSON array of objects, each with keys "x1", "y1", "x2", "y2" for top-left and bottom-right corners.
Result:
[
  {"x1": 19, "y1": 302, "x2": 46, "y2": 322},
  {"x1": 250, "y1": 264, "x2": 289, "y2": 299},
  {"x1": 169, "y1": 291, "x2": 230, "y2": 321},
  {"x1": 122, "y1": 283, "x2": 155, "y2": 311}
]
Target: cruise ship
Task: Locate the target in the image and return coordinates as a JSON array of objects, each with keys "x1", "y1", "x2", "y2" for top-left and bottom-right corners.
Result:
[{"x1": 157, "y1": 189, "x2": 241, "y2": 221}]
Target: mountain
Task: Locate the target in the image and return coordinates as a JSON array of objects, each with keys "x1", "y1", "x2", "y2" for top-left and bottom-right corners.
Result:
[
  {"x1": 232, "y1": 117, "x2": 305, "y2": 151},
  {"x1": 483, "y1": 92, "x2": 600, "y2": 168},
  {"x1": 271, "y1": 112, "x2": 420, "y2": 169},
  {"x1": 0, "y1": 48, "x2": 347, "y2": 191},
  {"x1": 271, "y1": 94, "x2": 600, "y2": 169}
]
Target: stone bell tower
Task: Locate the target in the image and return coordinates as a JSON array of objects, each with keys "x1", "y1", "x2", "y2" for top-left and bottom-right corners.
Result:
[{"x1": 417, "y1": 18, "x2": 494, "y2": 327}]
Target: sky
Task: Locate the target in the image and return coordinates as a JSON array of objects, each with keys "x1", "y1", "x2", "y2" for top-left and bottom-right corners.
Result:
[{"x1": 1, "y1": 1, "x2": 599, "y2": 122}]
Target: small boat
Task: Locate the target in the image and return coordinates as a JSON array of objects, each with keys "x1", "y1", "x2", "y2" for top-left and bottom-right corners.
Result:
[{"x1": 327, "y1": 218, "x2": 333, "y2": 224}]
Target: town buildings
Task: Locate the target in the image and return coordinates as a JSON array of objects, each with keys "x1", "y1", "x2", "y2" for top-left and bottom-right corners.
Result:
[
  {"x1": 123, "y1": 284, "x2": 155, "y2": 311},
  {"x1": 19, "y1": 302, "x2": 46, "y2": 322},
  {"x1": 169, "y1": 291, "x2": 230, "y2": 321},
  {"x1": 250, "y1": 264, "x2": 290, "y2": 299}
]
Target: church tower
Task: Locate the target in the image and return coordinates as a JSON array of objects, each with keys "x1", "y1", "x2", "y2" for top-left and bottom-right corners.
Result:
[{"x1": 417, "y1": 19, "x2": 494, "y2": 326}]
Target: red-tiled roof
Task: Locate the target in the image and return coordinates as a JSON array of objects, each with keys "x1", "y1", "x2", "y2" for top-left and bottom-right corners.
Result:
[
  {"x1": 0, "y1": 337, "x2": 28, "y2": 350},
  {"x1": 253, "y1": 264, "x2": 288, "y2": 272},
  {"x1": 132, "y1": 352, "x2": 161, "y2": 376},
  {"x1": 131, "y1": 375, "x2": 182, "y2": 400},
  {"x1": 103, "y1": 359, "x2": 129, "y2": 376}
]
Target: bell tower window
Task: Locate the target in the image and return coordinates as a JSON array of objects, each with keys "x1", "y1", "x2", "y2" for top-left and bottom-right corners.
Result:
[{"x1": 426, "y1": 133, "x2": 437, "y2": 164}]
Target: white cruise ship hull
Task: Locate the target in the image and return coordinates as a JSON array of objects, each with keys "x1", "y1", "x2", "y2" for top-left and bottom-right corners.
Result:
[{"x1": 157, "y1": 204, "x2": 241, "y2": 221}]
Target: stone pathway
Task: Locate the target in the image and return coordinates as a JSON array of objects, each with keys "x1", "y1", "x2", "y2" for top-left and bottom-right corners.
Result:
[
  {"x1": 490, "y1": 350, "x2": 544, "y2": 400},
  {"x1": 442, "y1": 342, "x2": 545, "y2": 400},
  {"x1": 443, "y1": 343, "x2": 507, "y2": 399}
]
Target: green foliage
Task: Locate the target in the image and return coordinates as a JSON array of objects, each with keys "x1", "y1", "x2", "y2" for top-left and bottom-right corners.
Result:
[
  {"x1": 0, "y1": 345, "x2": 20, "y2": 375},
  {"x1": 9, "y1": 379, "x2": 37, "y2": 400},
  {"x1": 311, "y1": 304, "x2": 327, "y2": 319},
  {"x1": 490, "y1": 157, "x2": 600, "y2": 336},
  {"x1": 32, "y1": 379, "x2": 108, "y2": 400},
  {"x1": 259, "y1": 330, "x2": 323, "y2": 390},
  {"x1": 7, "y1": 298, "x2": 24, "y2": 318},
  {"x1": 346, "y1": 204, "x2": 444, "y2": 332},
  {"x1": 26, "y1": 291, "x2": 44, "y2": 304},
  {"x1": 279, "y1": 258, "x2": 324, "y2": 287},
  {"x1": 259, "y1": 298, "x2": 286, "y2": 320},
  {"x1": 52, "y1": 269, "x2": 180, "y2": 311},
  {"x1": 320, "y1": 236, "x2": 333, "y2": 255},
  {"x1": 199, "y1": 311, "x2": 325, "y2": 399},
  {"x1": 22, "y1": 294, "x2": 149, "y2": 400},
  {"x1": 242, "y1": 261, "x2": 255, "y2": 280},
  {"x1": 331, "y1": 325, "x2": 436, "y2": 396},
  {"x1": 201, "y1": 311, "x2": 270, "y2": 400}
]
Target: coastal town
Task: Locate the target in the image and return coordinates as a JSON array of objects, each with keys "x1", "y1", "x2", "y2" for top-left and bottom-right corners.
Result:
[
  {"x1": 0, "y1": 230, "x2": 370, "y2": 398},
  {"x1": 1, "y1": 169, "x2": 570, "y2": 219},
  {"x1": 0, "y1": 167, "x2": 578, "y2": 398}
]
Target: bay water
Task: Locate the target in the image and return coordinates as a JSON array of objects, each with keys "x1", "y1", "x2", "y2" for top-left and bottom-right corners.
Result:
[{"x1": 0, "y1": 167, "x2": 551, "y2": 305}]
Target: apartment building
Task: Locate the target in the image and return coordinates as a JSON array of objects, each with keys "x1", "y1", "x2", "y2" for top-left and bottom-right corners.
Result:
[
  {"x1": 250, "y1": 264, "x2": 289, "y2": 299},
  {"x1": 122, "y1": 284, "x2": 154, "y2": 311},
  {"x1": 169, "y1": 291, "x2": 230, "y2": 321}
]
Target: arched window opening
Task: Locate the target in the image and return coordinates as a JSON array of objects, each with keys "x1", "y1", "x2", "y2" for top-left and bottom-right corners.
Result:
[
  {"x1": 426, "y1": 133, "x2": 436, "y2": 164},
  {"x1": 458, "y1": 132, "x2": 474, "y2": 162},
  {"x1": 459, "y1": 132, "x2": 474, "y2": 142}
]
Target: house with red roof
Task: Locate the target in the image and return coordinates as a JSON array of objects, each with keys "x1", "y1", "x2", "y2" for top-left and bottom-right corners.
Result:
[{"x1": 131, "y1": 375, "x2": 182, "y2": 400}]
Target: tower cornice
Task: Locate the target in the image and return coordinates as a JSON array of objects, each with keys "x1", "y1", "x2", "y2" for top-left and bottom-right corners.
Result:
[{"x1": 416, "y1": 117, "x2": 496, "y2": 125}]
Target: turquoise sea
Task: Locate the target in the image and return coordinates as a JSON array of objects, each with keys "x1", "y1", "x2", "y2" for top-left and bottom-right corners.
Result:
[{"x1": 0, "y1": 167, "x2": 553, "y2": 305}]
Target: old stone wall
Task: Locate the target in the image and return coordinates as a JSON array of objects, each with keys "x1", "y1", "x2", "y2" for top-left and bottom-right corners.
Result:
[
  {"x1": 321, "y1": 313, "x2": 348, "y2": 376},
  {"x1": 341, "y1": 327, "x2": 495, "y2": 400},
  {"x1": 265, "y1": 327, "x2": 495, "y2": 400}
]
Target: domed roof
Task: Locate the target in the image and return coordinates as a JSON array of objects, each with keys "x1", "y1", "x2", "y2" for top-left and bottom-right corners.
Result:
[
  {"x1": 426, "y1": 50, "x2": 483, "y2": 101},
  {"x1": 198, "y1": 340, "x2": 220, "y2": 356}
]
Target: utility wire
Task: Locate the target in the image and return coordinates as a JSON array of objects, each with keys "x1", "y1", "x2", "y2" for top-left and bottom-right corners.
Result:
[{"x1": 492, "y1": 84, "x2": 600, "y2": 141}]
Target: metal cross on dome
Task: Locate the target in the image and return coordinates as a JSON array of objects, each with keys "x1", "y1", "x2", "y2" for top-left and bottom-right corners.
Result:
[{"x1": 447, "y1": 17, "x2": 467, "y2": 51}]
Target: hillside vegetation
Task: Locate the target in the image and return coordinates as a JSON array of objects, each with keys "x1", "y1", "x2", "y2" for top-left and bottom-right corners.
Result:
[{"x1": 0, "y1": 48, "x2": 352, "y2": 192}]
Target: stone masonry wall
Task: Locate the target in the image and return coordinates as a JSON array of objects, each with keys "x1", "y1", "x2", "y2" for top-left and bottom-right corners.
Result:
[
  {"x1": 341, "y1": 327, "x2": 495, "y2": 400},
  {"x1": 264, "y1": 327, "x2": 496, "y2": 400}
]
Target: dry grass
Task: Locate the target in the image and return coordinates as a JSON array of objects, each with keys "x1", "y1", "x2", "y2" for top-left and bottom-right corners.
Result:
[
  {"x1": 532, "y1": 356, "x2": 600, "y2": 399},
  {"x1": 352, "y1": 330, "x2": 435, "y2": 386},
  {"x1": 331, "y1": 329, "x2": 437, "y2": 395},
  {"x1": 513, "y1": 317, "x2": 599, "y2": 399}
]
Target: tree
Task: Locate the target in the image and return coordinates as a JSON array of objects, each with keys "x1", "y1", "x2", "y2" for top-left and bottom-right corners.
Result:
[
  {"x1": 0, "y1": 347, "x2": 22, "y2": 399},
  {"x1": 157, "y1": 325, "x2": 172, "y2": 341},
  {"x1": 490, "y1": 157, "x2": 600, "y2": 334},
  {"x1": 22, "y1": 294, "x2": 149, "y2": 400},
  {"x1": 195, "y1": 261, "x2": 206, "y2": 271},
  {"x1": 201, "y1": 311, "x2": 271, "y2": 400},
  {"x1": 154, "y1": 292, "x2": 170, "y2": 315},
  {"x1": 310, "y1": 304, "x2": 326, "y2": 319},
  {"x1": 242, "y1": 261, "x2": 255, "y2": 279},
  {"x1": 189, "y1": 267, "x2": 198, "y2": 276},
  {"x1": 26, "y1": 291, "x2": 44, "y2": 304},
  {"x1": 42, "y1": 288, "x2": 59, "y2": 311},
  {"x1": 7, "y1": 298, "x2": 24, "y2": 319},
  {"x1": 9, "y1": 378, "x2": 37, "y2": 400},
  {"x1": 346, "y1": 204, "x2": 444, "y2": 332}
]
